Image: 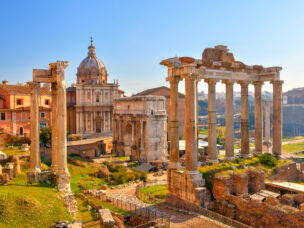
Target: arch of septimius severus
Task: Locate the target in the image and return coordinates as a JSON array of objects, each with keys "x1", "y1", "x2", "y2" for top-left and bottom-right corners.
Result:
[
  {"x1": 27, "y1": 61, "x2": 71, "y2": 192},
  {"x1": 161, "y1": 45, "x2": 283, "y2": 209}
]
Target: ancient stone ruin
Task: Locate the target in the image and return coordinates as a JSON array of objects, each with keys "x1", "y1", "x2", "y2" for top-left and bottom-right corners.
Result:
[
  {"x1": 112, "y1": 95, "x2": 168, "y2": 163},
  {"x1": 27, "y1": 61, "x2": 77, "y2": 217},
  {"x1": 160, "y1": 45, "x2": 283, "y2": 210}
]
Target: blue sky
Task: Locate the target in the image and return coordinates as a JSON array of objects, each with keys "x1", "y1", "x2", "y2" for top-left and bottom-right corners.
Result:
[{"x1": 0, "y1": 0, "x2": 303, "y2": 95}]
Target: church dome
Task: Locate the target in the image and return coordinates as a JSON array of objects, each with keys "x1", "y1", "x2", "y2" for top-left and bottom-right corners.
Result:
[
  {"x1": 78, "y1": 39, "x2": 105, "y2": 70},
  {"x1": 77, "y1": 39, "x2": 108, "y2": 84}
]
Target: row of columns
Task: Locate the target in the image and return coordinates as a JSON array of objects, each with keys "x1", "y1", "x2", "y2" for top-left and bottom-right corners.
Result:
[
  {"x1": 168, "y1": 75, "x2": 283, "y2": 172},
  {"x1": 76, "y1": 111, "x2": 111, "y2": 133}
]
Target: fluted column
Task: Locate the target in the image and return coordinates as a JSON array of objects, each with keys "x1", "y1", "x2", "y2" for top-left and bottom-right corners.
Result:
[
  {"x1": 131, "y1": 117, "x2": 136, "y2": 146},
  {"x1": 271, "y1": 80, "x2": 283, "y2": 158},
  {"x1": 205, "y1": 79, "x2": 218, "y2": 163},
  {"x1": 184, "y1": 74, "x2": 199, "y2": 173},
  {"x1": 29, "y1": 81, "x2": 41, "y2": 173},
  {"x1": 223, "y1": 80, "x2": 235, "y2": 161},
  {"x1": 264, "y1": 100, "x2": 271, "y2": 145},
  {"x1": 167, "y1": 76, "x2": 181, "y2": 169},
  {"x1": 51, "y1": 82, "x2": 58, "y2": 172},
  {"x1": 238, "y1": 81, "x2": 250, "y2": 158},
  {"x1": 253, "y1": 81, "x2": 264, "y2": 155}
]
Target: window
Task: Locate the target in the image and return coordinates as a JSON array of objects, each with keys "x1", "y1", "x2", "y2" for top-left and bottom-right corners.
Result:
[
  {"x1": 0, "y1": 112, "x2": 5, "y2": 120},
  {"x1": 40, "y1": 112, "x2": 45, "y2": 118},
  {"x1": 96, "y1": 95, "x2": 100, "y2": 103},
  {"x1": 45, "y1": 99, "x2": 50, "y2": 105},
  {"x1": 16, "y1": 99, "x2": 23, "y2": 105},
  {"x1": 19, "y1": 127, "x2": 23, "y2": 135}
]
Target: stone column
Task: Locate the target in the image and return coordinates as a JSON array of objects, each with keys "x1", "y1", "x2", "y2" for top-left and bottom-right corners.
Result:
[
  {"x1": 264, "y1": 100, "x2": 271, "y2": 145},
  {"x1": 51, "y1": 61, "x2": 70, "y2": 178},
  {"x1": 205, "y1": 79, "x2": 218, "y2": 163},
  {"x1": 139, "y1": 119, "x2": 146, "y2": 162},
  {"x1": 271, "y1": 80, "x2": 283, "y2": 158},
  {"x1": 131, "y1": 117, "x2": 136, "y2": 160},
  {"x1": 238, "y1": 81, "x2": 250, "y2": 158},
  {"x1": 29, "y1": 81, "x2": 41, "y2": 173},
  {"x1": 223, "y1": 80, "x2": 234, "y2": 161},
  {"x1": 51, "y1": 82, "x2": 58, "y2": 172},
  {"x1": 253, "y1": 81, "x2": 264, "y2": 155},
  {"x1": 167, "y1": 76, "x2": 181, "y2": 169},
  {"x1": 184, "y1": 75, "x2": 199, "y2": 173},
  {"x1": 76, "y1": 112, "x2": 79, "y2": 133}
]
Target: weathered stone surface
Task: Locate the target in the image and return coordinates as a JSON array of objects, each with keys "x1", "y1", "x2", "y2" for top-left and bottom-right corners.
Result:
[
  {"x1": 27, "y1": 169, "x2": 54, "y2": 184},
  {"x1": 270, "y1": 163, "x2": 304, "y2": 181},
  {"x1": 232, "y1": 172, "x2": 248, "y2": 196},
  {"x1": 295, "y1": 193, "x2": 304, "y2": 205},
  {"x1": 212, "y1": 175, "x2": 232, "y2": 201},
  {"x1": 0, "y1": 173, "x2": 9, "y2": 185},
  {"x1": 62, "y1": 193, "x2": 78, "y2": 218},
  {"x1": 280, "y1": 194, "x2": 295, "y2": 206},
  {"x1": 227, "y1": 194, "x2": 304, "y2": 228},
  {"x1": 248, "y1": 168, "x2": 265, "y2": 193},
  {"x1": 3, "y1": 162, "x2": 14, "y2": 178},
  {"x1": 166, "y1": 169, "x2": 208, "y2": 209},
  {"x1": 99, "y1": 209, "x2": 115, "y2": 228},
  {"x1": 12, "y1": 155, "x2": 21, "y2": 178}
]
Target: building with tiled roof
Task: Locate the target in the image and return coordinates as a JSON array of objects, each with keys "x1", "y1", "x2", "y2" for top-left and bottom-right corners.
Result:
[{"x1": 0, "y1": 80, "x2": 51, "y2": 137}]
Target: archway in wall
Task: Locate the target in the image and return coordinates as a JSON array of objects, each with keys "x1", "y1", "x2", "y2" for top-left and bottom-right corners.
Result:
[{"x1": 123, "y1": 123, "x2": 132, "y2": 156}]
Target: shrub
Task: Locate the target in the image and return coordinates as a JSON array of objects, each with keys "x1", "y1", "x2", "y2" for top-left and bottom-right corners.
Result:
[{"x1": 258, "y1": 153, "x2": 278, "y2": 168}]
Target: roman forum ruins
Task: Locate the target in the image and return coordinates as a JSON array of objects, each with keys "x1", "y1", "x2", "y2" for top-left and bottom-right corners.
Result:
[
  {"x1": 161, "y1": 45, "x2": 283, "y2": 208},
  {"x1": 27, "y1": 61, "x2": 71, "y2": 192},
  {"x1": 112, "y1": 95, "x2": 168, "y2": 162}
]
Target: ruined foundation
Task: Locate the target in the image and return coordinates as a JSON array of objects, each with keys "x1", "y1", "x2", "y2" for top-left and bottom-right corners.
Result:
[{"x1": 166, "y1": 169, "x2": 210, "y2": 210}]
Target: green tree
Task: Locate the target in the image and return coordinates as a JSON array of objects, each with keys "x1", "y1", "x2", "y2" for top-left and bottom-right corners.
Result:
[{"x1": 40, "y1": 126, "x2": 51, "y2": 147}]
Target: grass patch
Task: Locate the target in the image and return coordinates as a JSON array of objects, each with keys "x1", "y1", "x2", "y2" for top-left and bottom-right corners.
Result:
[
  {"x1": 1, "y1": 147, "x2": 29, "y2": 156},
  {"x1": 68, "y1": 157, "x2": 107, "y2": 193},
  {"x1": 0, "y1": 172, "x2": 71, "y2": 228},
  {"x1": 283, "y1": 136, "x2": 304, "y2": 142},
  {"x1": 283, "y1": 142, "x2": 304, "y2": 153},
  {"x1": 198, "y1": 154, "x2": 291, "y2": 192},
  {"x1": 139, "y1": 185, "x2": 168, "y2": 204}
]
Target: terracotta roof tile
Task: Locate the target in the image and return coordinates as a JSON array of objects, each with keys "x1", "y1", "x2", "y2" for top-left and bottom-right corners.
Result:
[{"x1": 0, "y1": 84, "x2": 51, "y2": 96}]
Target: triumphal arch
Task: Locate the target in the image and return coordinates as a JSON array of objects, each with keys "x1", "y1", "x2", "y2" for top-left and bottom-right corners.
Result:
[
  {"x1": 161, "y1": 45, "x2": 283, "y2": 209},
  {"x1": 27, "y1": 61, "x2": 71, "y2": 192}
]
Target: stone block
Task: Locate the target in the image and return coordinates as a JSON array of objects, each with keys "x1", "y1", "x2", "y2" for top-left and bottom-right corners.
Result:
[
  {"x1": 3, "y1": 162, "x2": 14, "y2": 178},
  {"x1": 248, "y1": 168, "x2": 265, "y2": 193},
  {"x1": 280, "y1": 194, "x2": 295, "y2": 206},
  {"x1": 12, "y1": 155, "x2": 21, "y2": 178},
  {"x1": 232, "y1": 172, "x2": 248, "y2": 196},
  {"x1": 99, "y1": 209, "x2": 115, "y2": 228},
  {"x1": 56, "y1": 172, "x2": 71, "y2": 192},
  {"x1": 212, "y1": 175, "x2": 232, "y2": 201},
  {"x1": 295, "y1": 194, "x2": 304, "y2": 205},
  {"x1": 0, "y1": 173, "x2": 9, "y2": 185},
  {"x1": 299, "y1": 203, "x2": 304, "y2": 210},
  {"x1": 27, "y1": 169, "x2": 54, "y2": 184}
]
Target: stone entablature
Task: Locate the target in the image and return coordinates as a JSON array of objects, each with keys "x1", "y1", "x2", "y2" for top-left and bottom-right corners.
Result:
[{"x1": 112, "y1": 96, "x2": 167, "y2": 163}]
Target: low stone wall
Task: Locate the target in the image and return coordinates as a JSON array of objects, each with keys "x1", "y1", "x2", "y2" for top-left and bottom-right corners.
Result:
[
  {"x1": 99, "y1": 209, "x2": 115, "y2": 228},
  {"x1": 166, "y1": 168, "x2": 210, "y2": 209},
  {"x1": 212, "y1": 168, "x2": 264, "y2": 201},
  {"x1": 269, "y1": 163, "x2": 304, "y2": 181},
  {"x1": 218, "y1": 195, "x2": 304, "y2": 228}
]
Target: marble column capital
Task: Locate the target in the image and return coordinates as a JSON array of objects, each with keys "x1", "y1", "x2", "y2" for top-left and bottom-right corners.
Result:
[
  {"x1": 237, "y1": 80, "x2": 250, "y2": 87},
  {"x1": 204, "y1": 78, "x2": 219, "y2": 85},
  {"x1": 252, "y1": 81, "x2": 264, "y2": 87},
  {"x1": 270, "y1": 80, "x2": 284, "y2": 86},
  {"x1": 27, "y1": 81, "x2": 40, "y2": 90},
  {"x1": 183, "y1": 73, "x2": 199, "y2": 81},
  {"x1": 222, "y1": 80, "x2": 236, "y2": 85}
]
